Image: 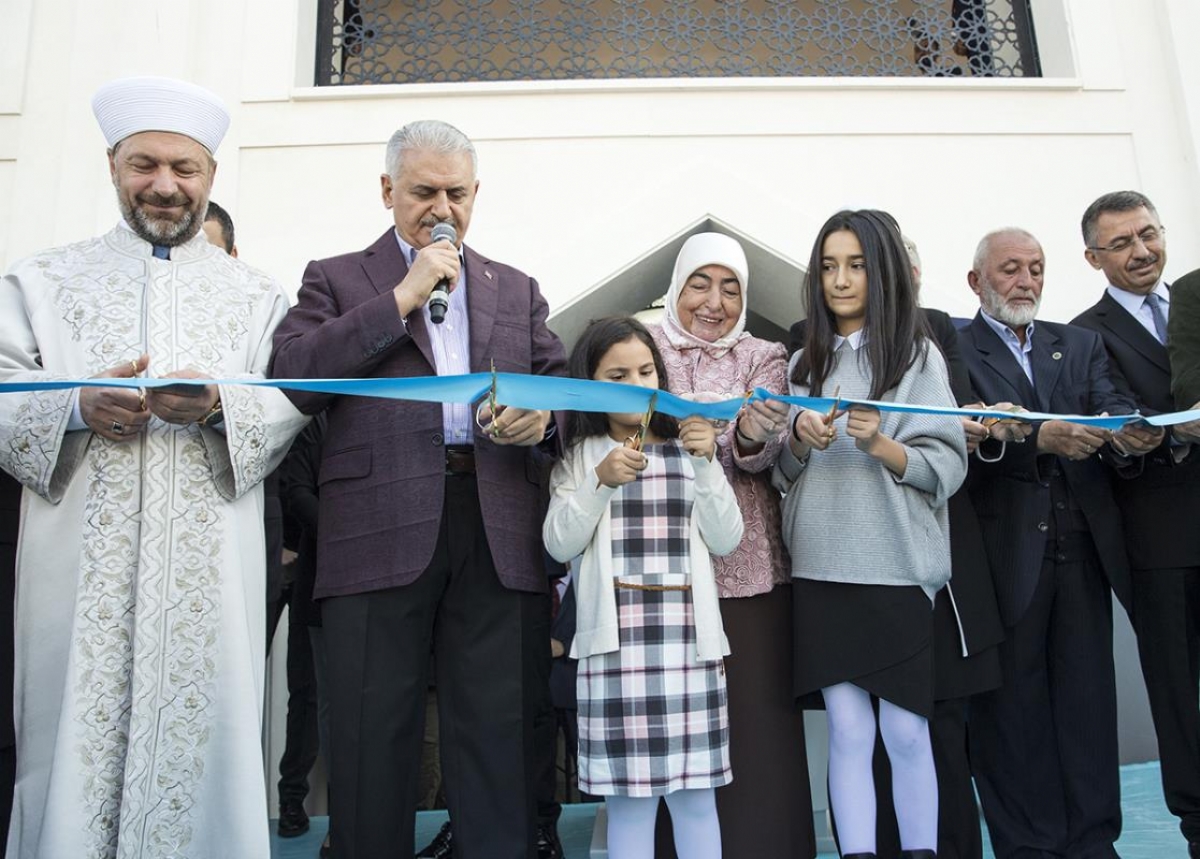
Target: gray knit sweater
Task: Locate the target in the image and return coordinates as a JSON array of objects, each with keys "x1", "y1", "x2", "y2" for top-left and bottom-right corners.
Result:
[{"x1": 772, "y1": 341, "x2": 967, "y2": 599}]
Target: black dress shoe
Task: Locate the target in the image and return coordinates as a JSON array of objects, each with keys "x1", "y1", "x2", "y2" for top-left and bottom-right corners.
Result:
[
  {"x1": 277, "y1": 800, "x2": 310, "y2": 838},
  {"x1": 536, "y1": 822, "x2": 564, "y2": 859},
  {"x1": 416, "y1": 821, "x2": 454, "y2": 859},
  {"x1": 899, "y1": 851, "x2": 936, "y2": 859}
]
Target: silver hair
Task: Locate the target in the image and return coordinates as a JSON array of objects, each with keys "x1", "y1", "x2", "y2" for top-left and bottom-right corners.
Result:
[
  {"x1": 384, "y1": 120, "x2": 477, "y2": 179},
  {"x1": 972, "y1": 227, "x2": 1041, "y2": 273}
]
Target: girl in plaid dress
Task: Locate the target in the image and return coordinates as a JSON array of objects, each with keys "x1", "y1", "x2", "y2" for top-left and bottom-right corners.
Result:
[{"x1": 544, "y1": 317, "x2": 744, "y2": 859}]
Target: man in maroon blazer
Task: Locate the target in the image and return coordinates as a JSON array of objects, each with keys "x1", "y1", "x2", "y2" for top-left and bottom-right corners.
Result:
[{"x1": 270, "y1": 119, "x2": 566, "y2": 859}]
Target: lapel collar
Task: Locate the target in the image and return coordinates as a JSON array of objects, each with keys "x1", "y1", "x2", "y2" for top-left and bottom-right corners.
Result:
[
  {"x1": 465, "y1": 245, "x2": 498, "y2": 371},
  {"x1": 969, "y1": 313, "x2": 1038, "y2": 407},
  {"x1": 1028, "y1": 323, "x2": 1063, "y2": 412},
  {"x1": 362, "y1": 229, "x2": 407, "y2": 296},
  {"x1": 1097, "y1": 291, "x2": 1170, "y2": 373},
  {"x1": 361, "y1": 228, "x2": 434, "y2": 367}
]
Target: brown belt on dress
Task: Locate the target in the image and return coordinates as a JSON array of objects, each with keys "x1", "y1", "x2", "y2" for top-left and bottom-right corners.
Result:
[{"x1": 614, "y1": 580, "x2": 691, "y2": 592}]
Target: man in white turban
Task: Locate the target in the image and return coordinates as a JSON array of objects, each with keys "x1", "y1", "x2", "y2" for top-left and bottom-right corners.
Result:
[{"x1": 0, "y1": 76, "x2": 307, "y2": 858}]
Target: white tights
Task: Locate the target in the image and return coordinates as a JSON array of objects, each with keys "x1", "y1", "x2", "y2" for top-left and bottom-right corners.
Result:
[
  {"x1": 824, "y1": 682, "x2": 938, "y2": 855},
  {"x1": 605, "y1": 788, "x2": 722, "y2": 859}
]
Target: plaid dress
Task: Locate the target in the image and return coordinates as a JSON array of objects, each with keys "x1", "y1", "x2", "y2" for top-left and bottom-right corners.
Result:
[{"x1": 577, "y1": 441, "x2": 732, "y2": 797}]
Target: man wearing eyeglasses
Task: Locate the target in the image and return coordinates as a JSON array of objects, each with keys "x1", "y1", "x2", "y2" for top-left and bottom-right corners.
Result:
[{"x1": 1071, "y1": 190, "x2": 1200, "y2": 859}]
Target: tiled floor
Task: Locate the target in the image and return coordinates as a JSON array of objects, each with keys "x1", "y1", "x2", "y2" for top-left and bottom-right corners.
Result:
[{"x1": 272, "y1": 761, "x2": 1183, "y2": 858}]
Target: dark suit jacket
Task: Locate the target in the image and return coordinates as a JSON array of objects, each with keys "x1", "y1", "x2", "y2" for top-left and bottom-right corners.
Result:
[
  {"x1": 787, "y1": 310, "x2": 1004, "y2": 659},
  {"x1": 1169, "y1": 267, "x2": 1200, "y2": 408},
  {"x1": 0, "y1": 473, "x2": 17, "y2": 750},
  {"x1": 959, "y1": 313, "x2": 1134, "y2": 624},
  {"x1": 1072, "y1": 290, "x2": 1200, "y2": 571},
  {"x1": 270, "y1": 230, "x2": 566, "y2": 598}
]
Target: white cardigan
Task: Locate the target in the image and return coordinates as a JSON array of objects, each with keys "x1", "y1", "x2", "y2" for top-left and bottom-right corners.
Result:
[{"x1": 543, "y1": 434, "x2": 744, "y2": 662}]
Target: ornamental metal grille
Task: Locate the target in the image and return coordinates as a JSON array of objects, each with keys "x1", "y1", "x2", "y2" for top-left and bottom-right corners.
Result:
[{"x1": 315, "y1": 0, "x2": 1040, "y2": 86}]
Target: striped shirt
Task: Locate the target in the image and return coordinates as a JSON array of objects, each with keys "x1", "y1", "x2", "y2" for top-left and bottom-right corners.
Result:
[{"x1": 395, "y1": 231, "x2": 473, "y2": 445}]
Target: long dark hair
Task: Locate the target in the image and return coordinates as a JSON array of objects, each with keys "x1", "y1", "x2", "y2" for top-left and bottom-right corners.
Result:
[
  {"x1": 565, "y1": 316, "x2": 679, "y2": 445},
  {"x1": 793, "y1": 209, "x2": 931, "y2": 399}
]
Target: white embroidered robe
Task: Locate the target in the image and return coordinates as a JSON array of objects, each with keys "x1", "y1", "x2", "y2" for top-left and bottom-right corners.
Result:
[{"x1": 0, "y1": 224, "x2": 308, "y2": 859}]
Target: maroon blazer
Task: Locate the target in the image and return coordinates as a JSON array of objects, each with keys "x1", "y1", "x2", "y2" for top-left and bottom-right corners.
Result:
[{"x1": 269, "y1": 229, "x2": 566, "y2": 598}]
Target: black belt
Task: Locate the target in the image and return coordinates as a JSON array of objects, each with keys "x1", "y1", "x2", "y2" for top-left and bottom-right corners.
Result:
[{"x1": 445, "y1": 446, "x2": 476, "y2": 475}]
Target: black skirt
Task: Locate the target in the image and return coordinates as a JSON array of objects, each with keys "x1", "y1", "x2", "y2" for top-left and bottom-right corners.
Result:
[
  {"x1": 792, "y1": 577, "x2": 935, "y2": 717},
  {"x1": 932, "y1": 584, "x2": 1002, "y2": 700}
]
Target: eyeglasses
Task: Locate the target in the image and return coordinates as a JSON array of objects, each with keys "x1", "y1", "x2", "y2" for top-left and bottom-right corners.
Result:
[{"x1": 1088, "y1": 225, "x2": 1166, "y2": 254}]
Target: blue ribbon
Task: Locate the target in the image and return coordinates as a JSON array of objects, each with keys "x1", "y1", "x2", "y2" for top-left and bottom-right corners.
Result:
[{"x1": 0, "y1": 374, "x2": 1197, "y2": 428}]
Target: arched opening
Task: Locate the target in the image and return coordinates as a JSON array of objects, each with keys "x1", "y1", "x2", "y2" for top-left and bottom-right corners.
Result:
[{"x1": 547, "y1": 214, "x2": 807, "y2": 352}]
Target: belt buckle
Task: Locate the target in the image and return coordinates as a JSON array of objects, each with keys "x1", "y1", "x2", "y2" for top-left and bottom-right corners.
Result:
[{"x1": 445, "y1": 447, "x2": 475, "y2": 476}]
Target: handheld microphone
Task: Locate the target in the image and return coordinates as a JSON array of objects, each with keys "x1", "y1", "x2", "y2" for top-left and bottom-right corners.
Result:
[{"x1": 428, "y1": 222, "x2": 457, "y2": 325}]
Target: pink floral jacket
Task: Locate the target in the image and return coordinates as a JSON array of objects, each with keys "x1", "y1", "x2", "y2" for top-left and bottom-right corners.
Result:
[{"x1": 651, "y1": 325, "x2": 790, "y2": 598}]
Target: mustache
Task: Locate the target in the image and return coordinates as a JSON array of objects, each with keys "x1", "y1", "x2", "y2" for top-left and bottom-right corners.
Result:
[
  {"x1": 137, "y1": 192, "x2": 191, "y2": 208},
  {"x1": 420, "y1": 216, "x2": 457, "y2": 230}
]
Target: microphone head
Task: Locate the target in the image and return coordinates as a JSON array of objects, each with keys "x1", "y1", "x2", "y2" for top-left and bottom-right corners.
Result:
[{"x1": 430, "y1": 222, "x2": 457, "y2": 246}]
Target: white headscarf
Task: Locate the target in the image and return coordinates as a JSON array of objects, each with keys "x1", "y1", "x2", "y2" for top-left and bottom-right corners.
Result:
[
  {"x1": 662, "y1": 232, "x2": 750, "y2": 358},
  {"x1": 92, "y1": 76, "x2": 230, "y2": 154}
]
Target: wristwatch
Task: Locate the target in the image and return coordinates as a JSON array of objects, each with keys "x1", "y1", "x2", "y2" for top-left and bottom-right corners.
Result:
[{"x1": 198, "y1": 397, "x2": 224, "y2": 428}]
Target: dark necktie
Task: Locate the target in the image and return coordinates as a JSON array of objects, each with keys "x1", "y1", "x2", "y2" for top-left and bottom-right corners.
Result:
[{"x1": 1145, "y1": 292, "x2": 1168, "y2": 344}]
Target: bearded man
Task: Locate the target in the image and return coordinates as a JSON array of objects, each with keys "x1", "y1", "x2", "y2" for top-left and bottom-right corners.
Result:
[
  {"x1": 957, "y1": 228, "x2": 1159, "y2": 859},
  {"x1": 0, "y1": 76, "x2": 306, "y2": 858}
]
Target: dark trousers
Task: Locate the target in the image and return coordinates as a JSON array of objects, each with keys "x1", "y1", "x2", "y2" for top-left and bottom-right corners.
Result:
[
  {"x1": 1131, "y1": 565, "x2": 1200, "y2": 842},
  {"x1": 529, "y1": 591, "x2": 560, "y2": 827},
  {"x1": 970, "y1": 553, "x2": 1120, "y2": 859},
  {"x1": 0, "y1": 743, "x2": 12, "y2": 850},
  {"x1": 324, "y1": 475, "x2": 541, "y2": 859},
  {"x1": 276, "y1": 593, "x2": 319, "y2": 806}
]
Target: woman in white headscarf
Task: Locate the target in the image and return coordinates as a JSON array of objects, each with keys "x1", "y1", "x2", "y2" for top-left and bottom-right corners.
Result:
[{"x1": 650, "y1": 233, "x2": 816, "y2": 859}]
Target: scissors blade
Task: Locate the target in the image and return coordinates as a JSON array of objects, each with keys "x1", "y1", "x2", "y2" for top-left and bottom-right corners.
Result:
[
  {"x1": 629, "y1": 391, "x2": 657, "y2": 452},
  {"x1": 824, "y1": 385, "x2": 842, "y2": 426}
]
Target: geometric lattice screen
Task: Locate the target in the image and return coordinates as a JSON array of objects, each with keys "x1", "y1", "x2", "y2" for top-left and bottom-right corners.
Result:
[{"x1": 316, "y1": 0, "x2": 1040, "y2": 86}]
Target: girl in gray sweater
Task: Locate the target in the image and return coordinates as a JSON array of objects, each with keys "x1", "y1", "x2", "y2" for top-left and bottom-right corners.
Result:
[{"x1": 774, "y1": 210, "x2": 967, "y2": 859}]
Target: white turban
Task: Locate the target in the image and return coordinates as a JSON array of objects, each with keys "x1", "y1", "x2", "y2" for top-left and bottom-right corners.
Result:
[
  {"x1": 661, "y1": 232, "x2": 751, "y2": 358},
  {"x1": 92, "y1": 76, "x2": 230, "y2": 154}
]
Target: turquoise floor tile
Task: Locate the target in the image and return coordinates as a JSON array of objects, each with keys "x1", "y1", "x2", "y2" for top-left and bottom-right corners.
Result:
[{"x1": 271, "y1": 761, "x2": 1185, "y2": 858}]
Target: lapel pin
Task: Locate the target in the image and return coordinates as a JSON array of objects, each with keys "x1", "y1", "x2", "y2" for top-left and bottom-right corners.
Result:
[
  {"x1": 484, "y1": 270, "x2": 493, "y2": 280},
  {"x1": 1052, "y1": 351, "x2": 1062, "y2": 360}
]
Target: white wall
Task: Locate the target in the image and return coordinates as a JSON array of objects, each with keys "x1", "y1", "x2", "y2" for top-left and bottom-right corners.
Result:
[{"x1": 1, "y1": 0, "x2": 1198, "y2": 323}]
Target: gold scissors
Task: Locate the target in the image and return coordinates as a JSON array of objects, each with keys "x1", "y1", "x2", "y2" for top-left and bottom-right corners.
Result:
[
  {"x1": 981, "y1": 403, "x2": 1025, "y2": 431},
  {"x1": 476, "y1": 359, "x2": 501, "y2": 437},
  {"x1": 824, "y1": 385, "x2": 842, "y2": 425},
  {"x1": 625, "y1": 391, "x2": 657, "y2": 452},
  {"x1": 821, "y1": 385, "x2": 841, "y2": 441}
]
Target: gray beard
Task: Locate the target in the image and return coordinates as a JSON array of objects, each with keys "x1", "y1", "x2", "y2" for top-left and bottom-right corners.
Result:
[
  {"x1": 119, "y1": 197, "x2": 202, "y2": 247},
  {"x1": 981, "y1": 282, "x2": 1039, "y2": 328}
]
